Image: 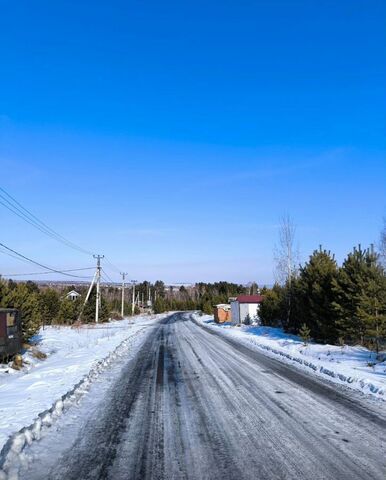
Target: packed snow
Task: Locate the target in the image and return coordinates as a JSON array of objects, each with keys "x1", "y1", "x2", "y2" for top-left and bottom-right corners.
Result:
[
  {"x1": 0, "y1": 315, "x2": 162, "y2": 453},
  {"x1": 194, "y1": 314, "x2": 386, "y2": 399}
]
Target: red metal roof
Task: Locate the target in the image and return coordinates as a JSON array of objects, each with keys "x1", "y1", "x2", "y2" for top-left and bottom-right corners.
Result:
[{"x1": 236, "y1": 295, "x2": 263, "y2": 304}]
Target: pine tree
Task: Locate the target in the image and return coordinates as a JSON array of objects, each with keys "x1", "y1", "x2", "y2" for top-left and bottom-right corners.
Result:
[
  {"x1": 57, "y1": 299, "x2": 78, "y2": 325},
  {"x1": 40, "y1": 289, "x2": 60, "y2": 326},
  {"x1": 153, "y1": 297, "x2": 166, "y2": 314},
  {"x1": 355, "y1": 259, "x2": 386, "y2": 353},
  {"x1": 82, "y1": 287, "x2": 108, "y2": 323},
  {"x1": 332, "y1": 245, "x2": 386, "y2": 346},
  {"x1": 259, "y1": 283, "x2": 286, "y2": 327},
  {"x1": 299, "y1": 323, "x2": 311, "y2": 345},
  {"x1": 201, "y1": 300, "x2": 213, "y2": 315},
  {"x1": 0, "y1": 279, "x2": 8, "y2": 306},
  {"x1": 295, "y1": 248, "x2": 339, "y2": 343}
]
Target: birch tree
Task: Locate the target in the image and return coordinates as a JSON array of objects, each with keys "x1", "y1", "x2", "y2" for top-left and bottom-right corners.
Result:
[
  {"x1": 274, "y1": 214, "x2": 300, "y2": 325},
  {"x1": 274, "y1": 214, "x2": 299, "y2": 284}
]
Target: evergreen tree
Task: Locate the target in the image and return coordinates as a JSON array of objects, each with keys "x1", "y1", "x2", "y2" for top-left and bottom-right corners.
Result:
[
  {"x1": 294, "y1": 248, "x2": 339, "y2": 343},
  {"x1": 285, "y1": 276, "x2": 303, "y2": 333},
  {"x1": 379, "y1": 218, "x2": 386, "y2": 268},
  {"x1": 332, "y1": 245, "x2": 386, "y2": 346},
  {"x1": 154, "y1": 281, "x2": 166, "y2": 299},
  {"x1": 40, "y1": 289, "x2": 60, "y2": 326},
  {"x1": 299, "y1": 323, "x2": 311, "y2": 345},
  {"x1": 201, "y1": 300, "x2": 213, "y2": 315},
  {"x1": 57, "y1": 298, "x2": 78, "y2": 325},
  {"x1": 153, "y1": 297, "x2": 166, "y2": 313},
  {"x1": 357, "y1": 275, "x2": 386, "y2": 353},
  {"x1": 82, "y1": 287, "x2": 108, "y2": 323},
  {"x1": 0, "y1": 279, "x2": 8, "y2": 306},
  {"x1": 354, "y1": 251, "x2": 386, "y2": 353},
  {"x1": 259, "y1": 283, "x2": 285, "y2": 327}
]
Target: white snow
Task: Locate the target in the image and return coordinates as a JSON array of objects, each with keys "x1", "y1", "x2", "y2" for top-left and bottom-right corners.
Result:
[
  {"x1": 194, "y1": 314, "x2": 386, "y2": 399},
  {"x1": 0, "y1": 315, "x2": 162, "y2": 453}
]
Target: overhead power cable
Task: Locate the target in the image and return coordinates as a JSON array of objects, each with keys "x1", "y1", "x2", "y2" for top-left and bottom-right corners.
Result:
[
  {"x1": 101, "y1": 270, "x2": 116, "y2": 284},
  {"x1": 0, "y1": 245, "x2": 37, "y2": 267},
  {"x1": 0, "y1": 186, "x2": 93, "y2": 256},
  {"x1": 0, "y1": 242, "x2": 93, "y2": 278},
  {"x1": 2, "y1": 267, "x2": 95, "y2": 277},
  {"x1": 104, "y1": 257, "x2": 121, "y2": 274}
]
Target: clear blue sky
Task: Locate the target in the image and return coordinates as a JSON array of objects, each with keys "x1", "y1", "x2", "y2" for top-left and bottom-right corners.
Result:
[{"x1": 0, "y1": 0, "x2": 385, "y2": 284}]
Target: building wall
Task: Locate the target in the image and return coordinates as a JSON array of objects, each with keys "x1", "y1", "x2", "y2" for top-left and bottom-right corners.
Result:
[
  {"x1": 231, "y1": 301, "x2": 240, "y2": 324},
  {"x1": 214, "y1": 308, "x2": 231, "y2": 323},
  {"x1": 238, "y1": 303, "x2": 260, "y2": 324}
]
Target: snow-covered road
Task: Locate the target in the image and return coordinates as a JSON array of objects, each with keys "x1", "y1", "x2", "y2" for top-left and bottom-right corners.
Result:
[{"x1": 15, "y1": 313, "x2": 386, "y2": 479}]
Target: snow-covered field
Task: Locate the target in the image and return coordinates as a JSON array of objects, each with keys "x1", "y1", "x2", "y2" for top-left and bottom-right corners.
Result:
[
  {"x1": 0, "y1": 315, "x2": 161, "y2": 452},
  {"x1": 194, "y1": 314, "x2": 386, "y2": 399}
]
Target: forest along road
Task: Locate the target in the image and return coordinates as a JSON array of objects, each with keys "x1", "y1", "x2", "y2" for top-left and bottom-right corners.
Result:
[{"x1": 21, "y1": 313, "x2": 386, "y2": 480}]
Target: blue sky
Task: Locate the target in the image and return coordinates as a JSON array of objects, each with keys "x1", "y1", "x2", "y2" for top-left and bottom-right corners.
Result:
[{"x1": 0, "y1": 0, "x2": 385, "y2": 284}]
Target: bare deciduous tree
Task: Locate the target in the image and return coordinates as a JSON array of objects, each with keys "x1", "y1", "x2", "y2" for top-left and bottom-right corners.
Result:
[
  {"x1": 274, "y1": 214, "x2": 300, "y2": 285},
  {"x1": 274, "y1": 214, "x2": 300, "y2": 325}
]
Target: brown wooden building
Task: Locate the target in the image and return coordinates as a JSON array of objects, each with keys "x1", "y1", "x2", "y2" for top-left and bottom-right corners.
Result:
[{"x1": 214, "y1": 304, "x2": 232, "y2": 323}]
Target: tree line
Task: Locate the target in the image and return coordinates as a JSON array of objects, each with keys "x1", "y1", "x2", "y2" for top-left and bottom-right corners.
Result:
[
  {"x1": 152, "y1": 281, "x2": 247, "y2": 315},
  {"x1": 260, "y1": 244, "x2": 386, "y2": 352},
  {"x1": 2, "y1": 215, "x2": 385, "y2": 354},
  {"x1": 0, "y1": 280, "x2": 120, "y2": 340},
  {"x1": 0, "y1": 278, "x2": 247, "y2": 341}
]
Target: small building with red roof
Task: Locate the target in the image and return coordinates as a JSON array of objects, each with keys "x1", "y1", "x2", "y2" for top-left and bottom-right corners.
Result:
[{"x1": 230, "y1": 295, "x2": 263, "y2": 325}]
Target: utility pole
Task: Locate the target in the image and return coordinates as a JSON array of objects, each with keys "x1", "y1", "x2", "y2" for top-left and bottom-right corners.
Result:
[
  {"x1": 120, "y1": 272, "x2": 128, "y2": 317},
  {"x1": 77, "y1": 270, "x2": 97, "y2": 324},
  {"x1": 131, "y1": 280, "x2": 137, "y2": 316},
  {"x1": 94, "y1": 254, "x2": 104, "y2": 323}
]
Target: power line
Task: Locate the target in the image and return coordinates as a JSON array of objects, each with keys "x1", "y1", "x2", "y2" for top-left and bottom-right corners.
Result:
[
  {"x1": 2, "y1": 267, "x2": 95, "y2": 277},
  {"x1": 0, "y1": 242, "x2": 94, "y2": 278},
  {"x1": 0, "y1": 188, "x2": 125, "y2": 282},
  {"x1": 0, "y1": 186, "x2": 94, "y2": 256},
  {"x1": 0, "y1": 197, "x2": 64, "y2": 242},
  {"x1": 0, "y1": 246, "x2": 71, "y2": 278},
  {"x1": 101, "y1": 270, "x2": 116, "y2": 284},
  {"x1": 104, "y1": 257, "x2": 121, "y2": 274},
  {"x1": 0, "y1": 195, "x2": 92, "y2": 255},
  {"x1": 103, "y1": 270, "x2": 116, "y2": 283},
  {"x1": 0, "y1": 193, "x2": 93, "y2": 255},
  {"x1": 0, "y1": 245, "x2": 37, "y2": 267}
]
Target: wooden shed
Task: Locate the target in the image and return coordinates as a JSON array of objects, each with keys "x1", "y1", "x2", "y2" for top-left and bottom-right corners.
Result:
[
  {"x1": 0, "y1": 309, "x2": 22, "y2": 360},
  {"x1": 214, "y1": 304, "x2": 232, "y2": 323}
]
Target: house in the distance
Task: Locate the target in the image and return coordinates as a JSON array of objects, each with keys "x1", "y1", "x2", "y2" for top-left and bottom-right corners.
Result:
[
  {"x1": 214, "y1": 304, "x2": 232, "y2": 323},
  {"x1": 230, "y1": 295, "x2": 263, "y2": 325},
  {"x1": 66, "y1": 290, "x2": 81, "y2": 302}
]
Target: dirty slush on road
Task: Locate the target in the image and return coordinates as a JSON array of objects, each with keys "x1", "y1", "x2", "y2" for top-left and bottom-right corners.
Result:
[{"x1": 19, "y1": 313, "x2": 386, "y2": 480}]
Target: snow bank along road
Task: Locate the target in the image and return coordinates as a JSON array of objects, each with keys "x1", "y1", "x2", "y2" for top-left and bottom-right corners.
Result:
[{"x1": 17, "y1": 313, "x2": 386, "y2": 480}]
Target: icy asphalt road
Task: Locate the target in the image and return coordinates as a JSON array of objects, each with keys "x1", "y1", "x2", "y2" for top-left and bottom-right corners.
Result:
[{"x1": 20, "y1": 313, "x2": 385, "y2": 480}]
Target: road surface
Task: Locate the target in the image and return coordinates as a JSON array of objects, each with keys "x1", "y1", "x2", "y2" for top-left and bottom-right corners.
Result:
[{"x1": 20, "y1": 313, "x2": 386, "y2": 480}]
